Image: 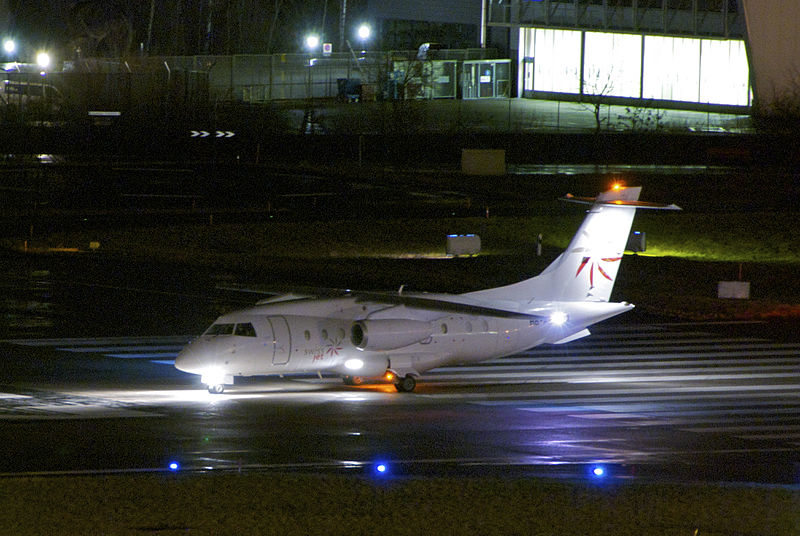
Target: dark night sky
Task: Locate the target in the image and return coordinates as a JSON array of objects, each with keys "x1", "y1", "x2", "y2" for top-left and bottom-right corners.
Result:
[{"x1": 3, "y1": 1, "x2": 369, "y2": 57}]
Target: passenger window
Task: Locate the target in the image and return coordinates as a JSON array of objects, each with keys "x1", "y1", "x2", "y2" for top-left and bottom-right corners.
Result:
[
  {"x1": 234, "y1": 323, "x2": 257, "y2": 337},
  {"x1": 321, "y1": 329, "x2": 328, "y2": 340},
  {"x1": 205, "y1": 323, "x2": 234, "y2": 336},
  {"x1": 304, "y1": 330, "x2": 311, "y2": 341}
]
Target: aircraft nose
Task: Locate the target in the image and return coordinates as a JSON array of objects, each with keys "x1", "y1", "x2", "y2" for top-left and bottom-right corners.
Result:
[{"x1": 174, "y1": 341, "x2": 205, "y2": 374}]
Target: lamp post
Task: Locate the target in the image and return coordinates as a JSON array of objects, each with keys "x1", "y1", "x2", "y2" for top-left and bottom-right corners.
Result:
[
  {"x1": 36, "y1": 51, "x2": 50, "y2": 73},
  {"x1": 357, "y1": 24, "x2": 370, "y2": 54},
  {"x1": 304, "y1": 34, "x2": 320, "y2": 134}
]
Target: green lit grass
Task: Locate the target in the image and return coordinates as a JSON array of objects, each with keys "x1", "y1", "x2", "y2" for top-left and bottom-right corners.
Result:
[{"x1": 29, "y1": 211, "x2": 800, "y2": 264}]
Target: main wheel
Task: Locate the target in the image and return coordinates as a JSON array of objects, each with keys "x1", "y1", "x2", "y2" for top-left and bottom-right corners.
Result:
[
  {"x1": 208, "y1": 384, "x2": 225, "y2": 394},
  {"x1": 342, "y1": 375, "x2": 363, "y2": 386},
  {"x1": 394, "y1": 374, "x2": 417, "y2": 393}
]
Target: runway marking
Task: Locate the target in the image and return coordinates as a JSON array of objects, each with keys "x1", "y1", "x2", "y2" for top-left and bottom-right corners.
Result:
[
  {"x1": 0, "y1": 392, "x2": 32, "y2": 400},
  {"x1": 2, "y1": 336, "x2": 191, "y2": 365}
]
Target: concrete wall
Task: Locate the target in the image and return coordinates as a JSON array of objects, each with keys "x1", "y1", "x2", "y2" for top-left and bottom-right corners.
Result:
[{"x1": 741, "y1": 1, "x2": 800, "y2": 110}]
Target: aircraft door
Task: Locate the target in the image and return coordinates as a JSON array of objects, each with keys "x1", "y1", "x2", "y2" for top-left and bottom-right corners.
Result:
[{"x1": 268, "y1": 316, "x2": 292, "y2": 365}]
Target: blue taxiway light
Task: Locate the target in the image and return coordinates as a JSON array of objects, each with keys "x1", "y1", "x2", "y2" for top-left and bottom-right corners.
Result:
[{"x1": 169, "y1": 462, "x2": 180, "y2": 471}]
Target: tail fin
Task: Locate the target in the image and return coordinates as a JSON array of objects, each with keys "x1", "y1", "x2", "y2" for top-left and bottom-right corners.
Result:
[
  {"x1": 538, "y1": 185, "x2": 642, "y2": 302},
  {"x1": 467, "y1": 185, "x2": 678, "y2": 305}
]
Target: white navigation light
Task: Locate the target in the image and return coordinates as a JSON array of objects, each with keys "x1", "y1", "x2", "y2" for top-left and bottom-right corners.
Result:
[
  {"x1": 549, "y1": 311, "x2": 568, "y2": 326},
  {"x1": 344, "y1": 358, "x2": 364, "y2": 370}
]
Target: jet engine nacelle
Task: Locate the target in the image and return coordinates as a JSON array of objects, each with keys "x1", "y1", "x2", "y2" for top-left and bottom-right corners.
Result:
[{"x1": 350, "y1": 319, "x2": 433, "y2": 351}]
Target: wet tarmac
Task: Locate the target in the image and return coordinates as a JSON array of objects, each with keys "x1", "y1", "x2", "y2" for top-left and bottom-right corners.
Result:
[{"x1": 1, "y1": 251, "x2": 799, "y2": 484}]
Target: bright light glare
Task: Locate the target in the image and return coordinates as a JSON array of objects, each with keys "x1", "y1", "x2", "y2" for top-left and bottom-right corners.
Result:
[
  {"x1": 344, "y1": 359, "x2": 364, "y2": 371},
  {"x1": 200, "y1": 367, "x2": 227, "y2": 387},
  {"x1": 36, "y1": 51, "x2": 50, "y2": 69},
  {"x1": 3, "y1": 39, "x2": 15, "y2": 54},
  {"x1": 357, "y1": 24, "x2": 371, "y2": 41},
  {"x1": 549, "y1": 311, "x2": 568, "y2": 326},
  {"x1": 305, "y1": 34, "x2": 319, "y2": 50},
  {"x1": 169, "y1": 462, "x2": 180, "y2": 471}
]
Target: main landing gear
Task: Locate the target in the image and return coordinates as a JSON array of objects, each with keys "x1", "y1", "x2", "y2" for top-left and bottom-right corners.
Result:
[
  {"x1": 342, "y1": 375, "x2": 364, "y2": 386},
  {"x1": 394, "y1": 374, "x2": 417, "y2": 393}
]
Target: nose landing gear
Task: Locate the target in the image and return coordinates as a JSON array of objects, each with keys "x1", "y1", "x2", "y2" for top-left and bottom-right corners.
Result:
[{"x1": 207, "y1": 384, "x2": 225, "y2": 394}]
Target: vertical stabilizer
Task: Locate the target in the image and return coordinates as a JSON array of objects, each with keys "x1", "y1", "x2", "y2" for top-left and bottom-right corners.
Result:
[
  {"x1": 539, "y1": 186, "x2": 641, "y2": 302},
  {"x1": 466, "y1": 185, "x2": 643, "y2": 305}
]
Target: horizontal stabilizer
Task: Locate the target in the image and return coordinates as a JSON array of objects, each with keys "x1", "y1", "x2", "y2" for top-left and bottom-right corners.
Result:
[
  {"x1": 562, "y1": 194, "x2": 681, "y2": 211},
  {"x1": 552, "y1": 329, "x2": 591, "y2": 345}
]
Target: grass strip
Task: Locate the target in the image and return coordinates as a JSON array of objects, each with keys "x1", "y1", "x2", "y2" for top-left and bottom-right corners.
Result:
[{"x1": 0, "y1": 473, "x2": 797, "y2": 536}]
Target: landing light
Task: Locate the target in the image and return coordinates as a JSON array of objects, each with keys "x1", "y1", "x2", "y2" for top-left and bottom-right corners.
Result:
[
  {"x1": 549, "y1": 311, "x2": 568, "y2": 326},
  {"x1": 200, "y1": 367, "x2": 227, "y2": 387},
  {"x1": 344, "y1": 359, "x2": 364, "y2": 371}
]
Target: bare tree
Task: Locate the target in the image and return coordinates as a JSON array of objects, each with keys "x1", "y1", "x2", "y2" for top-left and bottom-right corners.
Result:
[
  {"x1": 579, "y1": 68, "x2": 615, "y2": 133},
  {"x1": 67, "y1": 1, "x2": 134, "y2": 58}
]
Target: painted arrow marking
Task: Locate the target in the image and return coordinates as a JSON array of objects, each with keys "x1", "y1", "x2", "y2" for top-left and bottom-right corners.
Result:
[
  {"x1": 190, "y1": 130, "x2": 210, "y2": 138},
  {"x1": 215, "y1": 130, "x2": 235, "y2": 138}
]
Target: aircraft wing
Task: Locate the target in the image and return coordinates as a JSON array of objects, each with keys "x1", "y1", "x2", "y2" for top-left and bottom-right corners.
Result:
[
  {"x1": 351, "y1": 290, "x2": 549, "y2": 320},
  {"x1": 217, "y1": 283, "x2": 547, "y2": 319}
]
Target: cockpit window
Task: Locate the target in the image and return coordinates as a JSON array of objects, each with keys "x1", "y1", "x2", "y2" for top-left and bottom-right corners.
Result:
[
  {"x1": 205, "y1": 323, "x2": 234, "y2": 336},
  {"x1": 234, "y1": 323, "x2": 257, "y2": 337}
]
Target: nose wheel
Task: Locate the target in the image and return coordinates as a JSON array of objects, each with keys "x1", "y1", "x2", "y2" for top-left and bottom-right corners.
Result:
[
  {"x1": 207, "y1": 384, "x2": 225, "y2": 394},
  {"x1": 394, "y1": 374, "x2": 417, "y2": 393}
]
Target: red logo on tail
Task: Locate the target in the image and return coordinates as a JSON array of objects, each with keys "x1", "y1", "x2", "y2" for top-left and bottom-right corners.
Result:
[{"x1": 575, "y1": 256, "x2": 622, "y2": 288}]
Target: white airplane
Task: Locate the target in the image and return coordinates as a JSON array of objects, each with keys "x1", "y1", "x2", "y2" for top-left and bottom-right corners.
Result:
[{"x1": 175, "y1": 185, "x2": 679, "y2": 393}]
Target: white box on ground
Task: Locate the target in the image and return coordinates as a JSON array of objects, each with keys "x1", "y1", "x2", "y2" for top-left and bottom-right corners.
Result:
[
  {"x1": 461, "y1": 149, "x2": 506, "y2": 176},
  {"x1": 446, "y1": 234, "x2": 481, "y2": 256},
  {"x1": 717, "y1": 281, "x2": 750, "y2": 299}
]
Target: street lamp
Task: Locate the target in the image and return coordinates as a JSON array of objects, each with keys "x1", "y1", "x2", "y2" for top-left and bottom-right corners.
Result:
[
  {"x1": 357, "y1": 24, "x2": 370, "y2": 53},
  {"x1": 36, "y1": 51, "x2": 50, "y2": 70},
  {"x1": 305, "y1": 34, "x2": 320, "y2": 52}
]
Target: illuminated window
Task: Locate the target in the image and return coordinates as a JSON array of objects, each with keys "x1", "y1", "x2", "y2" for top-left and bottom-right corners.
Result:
[
  {"x1": 532, "y1": 28, "x2": 582, "y2": 93},
  {"x1": 700, "y1": 39, "x2": 749, "y2": 105},
  {"x1": 583, "y1": 31, "x2": 642, "y2": 98},
  {"x1": 518, "y1": 26, "x2": 750, "y2": 108},
  {"x1": 643, "y1": 36, "x2": 700, "y2": 102}
]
